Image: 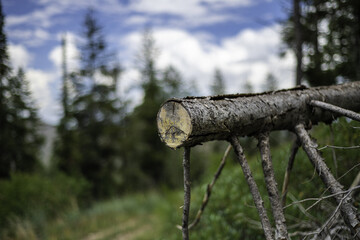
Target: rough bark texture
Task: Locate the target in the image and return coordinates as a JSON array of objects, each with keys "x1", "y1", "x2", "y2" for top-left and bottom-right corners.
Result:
[
  {"x1": 157, "y1": 82, "x2": 360, "y2": 149},
  {"x1": 294, "y1": 123, "x2": 360, "y2": 237},
  {"x1": 230, "y1": 136, "x2": 274, "y2": 240},
  {"x1": 258, "y1": 133, "x2": 289, "y2": 240},
  {"x1": 182, "y1": 147, "x2": 191, "y2": 240}
]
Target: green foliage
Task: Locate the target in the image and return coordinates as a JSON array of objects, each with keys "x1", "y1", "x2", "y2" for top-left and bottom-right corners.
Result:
[
  {"x1": 54, "y1": 9, "x2": 124, "y2": 198},
  {"x1": 0, "y1": 173, "x2": 89, "y2": 238},
  {"x1": 282, "y1": 0, "x2": 360, "y2": 86},
  {"x1": 0, "y1": 3, "x2": 43, "y2": 178}
]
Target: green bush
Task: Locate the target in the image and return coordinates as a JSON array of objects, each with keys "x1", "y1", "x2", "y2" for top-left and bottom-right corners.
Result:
[
  {"x1": 156, "y1": 119, "x2": 360, "y2": 239},
  {"x1": 0, "y1": 173, "x2": 89, "y2": 237}
]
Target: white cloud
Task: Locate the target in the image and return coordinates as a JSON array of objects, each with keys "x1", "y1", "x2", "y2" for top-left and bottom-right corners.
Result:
[
  {"x1": 129, "y1": 0, "x2": 251, "y2": 16},
  {"x1": 26, "y1": 68, "x2": 60, "y2": 124},
  {"x1": 49, "y1": 33, "x2": 79, "y2": 72},
  {"x1": 8, "y1": 28, "x2": 51, "y2": 46},
  {"x1": 8, "y1": 44, "x2": 33, "y2": 69},
  {"x1": 126, "y1": 0, "x2": 249, "y2": 27},
  {"x1": 121, "y1": 24, "x2": 295, "y2": 97}
]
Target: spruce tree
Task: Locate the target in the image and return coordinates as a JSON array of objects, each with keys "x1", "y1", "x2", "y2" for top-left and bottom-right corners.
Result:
[
  {"x1": 0, "y1": 1, "x2": 42, "y2": 178},
  {"x1": 124, "y1": 29, "x2": 172, "y2": 188},
  {"x1": 282, "y1": 0, "x2": 360, "y2": 86},
  {"x1": 56, "y1": 9, "x2": 123, "y2": 198},
  {"x1": 162, "y1": 65, "x2": 186, "y2": 98},
  {"x1": 0, "y1": 0, "x2": 12, "y2": 177}
]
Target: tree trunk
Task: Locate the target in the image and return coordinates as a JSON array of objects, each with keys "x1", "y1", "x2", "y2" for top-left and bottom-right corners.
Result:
[
  {"x1": 157, "y1": 82, "x2": 360, "y2": 149},
  {"x1": 293, "y1": 0, "x2": 303, "y2": 86}
]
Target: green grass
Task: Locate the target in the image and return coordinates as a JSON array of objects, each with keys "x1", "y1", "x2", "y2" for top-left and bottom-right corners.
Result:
[{"x1": 3, "y1": 118, "x2": 360, "y2": 239}]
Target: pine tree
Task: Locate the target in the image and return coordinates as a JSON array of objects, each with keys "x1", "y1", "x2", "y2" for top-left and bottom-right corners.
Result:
[
  {"x1": 54, "y1": 35, "x2": 82, "y2": 176},
  {"x1": 124, "y1": 29, "x2": 176, "y2": 188},
  {"x1": 162, "y1": 65, "x2": 186, "y2": 98},
  {"x1": 0, "y1": 2, "x2": 42, "y2": 178},
  {"x1": 282, "y1": 0, "x2": 360, "y2": 86},
  {"x1": 211, "y1": 68, "x2": 226, "y2": 95},
  {"x1": 0, "y1": 0, "x2": 12, "y2": 177},
  {"x1": 55, "y1": 9, "x2": 124, "y2": 198},
  {"x1": 7, "y1": 69, "x2": 43, "y2": 173}
]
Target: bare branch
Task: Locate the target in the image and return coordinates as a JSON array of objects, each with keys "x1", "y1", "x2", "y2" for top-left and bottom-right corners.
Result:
[
  {"x1": 182, "y1": 147, "x2": 191, "y2": 240},
  {"x1": 318, "y1": 145, "x2": 360, "y2": 151},
  {"x1": 281, "y1": 139, "x2": 300, "y2": 206},
  {"x1": 258, "y1": 132, "x2": 289, "y2": 240},
  {"x1": 230, "y1": 135, "x2": 274, "y2": 240},
  {"x1": 310, "y1": 100, "x2": 360, "y2": 122},
  {"x1": 305, "y1": 186, "x2": 360, "y2": 212},
  {"x1": 311, "y1": 189, "x2": 355, "y2": 239},
  {"x1": 294, "y1": 123, "x2": 360, "y2": 237},
  {"x1": 329, "y1": 125, "x2": 338, "y2": 178},
  {"x1": 188, "y1": 144, "x2": 231, "y2": 230},
  {"x1": 286, "y1": 193, "x2": 316, "y2": 221}
]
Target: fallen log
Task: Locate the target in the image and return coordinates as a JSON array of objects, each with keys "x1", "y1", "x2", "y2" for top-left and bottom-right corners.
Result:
[{"x1": 157, "y1": 81, "x2": 360, "y2": 149}]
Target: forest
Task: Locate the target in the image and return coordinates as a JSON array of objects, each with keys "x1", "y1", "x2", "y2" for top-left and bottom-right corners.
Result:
[{"x1": 0, "y1": 0, "x2": 359, "y2": 239}]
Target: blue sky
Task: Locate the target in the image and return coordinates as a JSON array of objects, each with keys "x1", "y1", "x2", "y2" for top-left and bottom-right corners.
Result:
[{"x1": 3, "y1": 0, "x2": 295, "y2": 124}]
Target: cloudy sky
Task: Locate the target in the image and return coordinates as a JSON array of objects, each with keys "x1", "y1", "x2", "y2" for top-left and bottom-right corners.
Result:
[{"x1": 3, "y1": 0, "x2": 295, "y2": 124}]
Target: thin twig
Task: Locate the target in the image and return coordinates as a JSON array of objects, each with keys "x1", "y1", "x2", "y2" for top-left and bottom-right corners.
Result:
[
  {"x1": 182, "y1": 147, "x2": 191, "y2": 240},
  {"x1": 188, "y1": 144, "x2": 232, "y2": 230},
  {"x1": 309, "y1": 100, "x2": 360, "y2": 122},
  {"x1": 311, "y1": 189, "x2": 354, "y2": 239},
  {"x1": 305, "y1": 186, "x2": 360, "y2": 212},
  {"x1": 281, "y1": 139, "x2": 300, "y2": 206},
  {"x1": 338, "y1": 163, "x2": 360, "y2": 182},
  {"x1": 258, "y1": 132, "x2": 289, "y2": 240},
  {"x1": 329, "y1": 125, "x2": 338, "y2": 178},
  {"x1": 286, "y1": 193, "x2": 316, "y2": 221},
  {"x1": 230, "y1": 135, "x2": 274, "y2": 240},
  {"x1": 294, "y1": 123, "x2": 360, "y2": 237},
  {"x1": 318, "y1": 145, "x2": 360, "y2": 151}
]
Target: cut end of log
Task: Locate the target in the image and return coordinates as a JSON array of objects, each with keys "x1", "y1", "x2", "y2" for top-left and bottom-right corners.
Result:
[{"x1": 157, "y1": 101, "x2": 192, "y2": 149}]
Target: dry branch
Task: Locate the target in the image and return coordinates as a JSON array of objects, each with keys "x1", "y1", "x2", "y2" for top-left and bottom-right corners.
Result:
[
  {"x1": 188, "y1": 144, "x2": 231, "y2": 230},
  {"x1": 258, "y1": 133, "x2": 289, "y2": 240},
  {"x1": 281, "y1": 139, "x2": 300, "y2": 206},
  {"x1": 310, "y1": 100, "x2": 360, "y2": 122},
  {"x1": 182, "y1": 147, "x2": 191, "y2": 240},
  {"x1": 294, "y1": 123, "x2": 360, "y2": 238},
  {"x1": 157, "y1": 82, "x2": 360, "y2": 149},
  {"x1": 230, "y1": 136, "x2": 274, "y2": 240}
]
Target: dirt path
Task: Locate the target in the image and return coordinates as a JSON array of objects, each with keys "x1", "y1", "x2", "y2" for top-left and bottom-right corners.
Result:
[{"x1": 82, "y1": 217, "x2": 155, "y2": 240}]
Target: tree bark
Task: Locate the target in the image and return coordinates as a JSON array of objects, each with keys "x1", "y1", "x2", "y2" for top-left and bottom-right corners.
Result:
[
  {"x1": 157, "y1": 82, "x2": 360, "y2": 149},
  {"x1": 310, "y1": 100, "x2": 360, "y2": 122},
  {"x1": 258, "y1": 133, "x2": 289, "y2": 240},
  {"x1": 230, "y1": 136, "x2": 274, "y2": 240},
  {"x1": 293, "y1": 0, "x2": 303, "y2": 86},
  {"x1": 182, "y1": 147, "x2": 191, "y2": 240}
]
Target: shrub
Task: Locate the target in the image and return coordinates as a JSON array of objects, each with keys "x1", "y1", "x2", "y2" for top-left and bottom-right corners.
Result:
[{"x1": 0, "y1": 173, "x2": 89, "y2": 237}]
